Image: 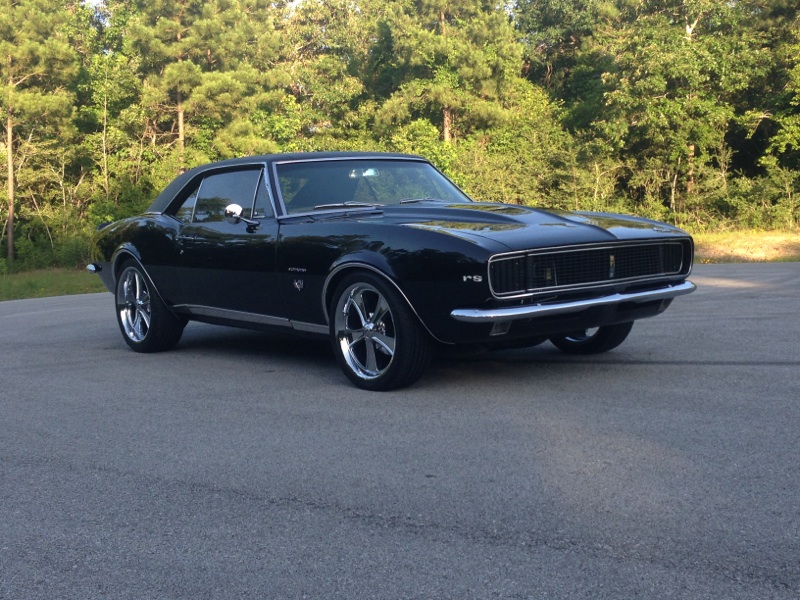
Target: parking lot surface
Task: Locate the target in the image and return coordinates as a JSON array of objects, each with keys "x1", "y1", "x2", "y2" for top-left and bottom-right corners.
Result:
[{"x1": 2, "y1": 263, "x2": 799, "y2": 599}]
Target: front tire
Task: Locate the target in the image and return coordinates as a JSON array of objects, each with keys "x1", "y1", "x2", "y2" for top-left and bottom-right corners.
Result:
[
  {"x1": 115, "y1": 260, "x2": 185, "y2": 353},
  {"x1": 330, "y1": 273, "x2": 431, "y2": 391},
  {"x1": 549, "y1": 322, "x2": 634, "y2": 355}
]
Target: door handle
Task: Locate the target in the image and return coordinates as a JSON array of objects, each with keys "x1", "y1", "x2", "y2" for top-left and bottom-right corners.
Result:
[{"x1": 176, "y1": 234, "x2": 195, "y2": 254}]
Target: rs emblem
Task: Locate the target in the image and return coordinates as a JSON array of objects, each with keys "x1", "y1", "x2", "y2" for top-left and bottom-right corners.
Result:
[{"x1": 463, "y1": 275, "x2": 483, "y2": 283}]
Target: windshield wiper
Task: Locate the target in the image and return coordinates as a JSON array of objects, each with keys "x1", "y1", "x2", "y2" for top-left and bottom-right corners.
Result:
[
  {"x1": 399, "y1": 197, "x2": 447, "y2": 204},
  {"x1": 313, "y1": 202, "x2": 379, "y2": 210}
]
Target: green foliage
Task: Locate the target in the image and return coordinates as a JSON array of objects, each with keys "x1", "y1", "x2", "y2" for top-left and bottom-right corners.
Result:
[
  {"x1": 1, "y1": 0, "x2": 80, "y2": 266},
  {"x1": 452, "y1": 82, "x2": 577, "y2": 206},
  {"x1": 374, "y1": 0, "x2": 526, "y2": 141},
  {"x1": 2, "y1": 0, "x2": 799, "y2": 273},
  {"x1": 387, "y1": 120, "x2": 457, "y2": 173}
]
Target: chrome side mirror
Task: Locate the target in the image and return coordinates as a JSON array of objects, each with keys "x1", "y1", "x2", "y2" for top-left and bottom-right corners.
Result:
[
  {"x1": 225, "y1": 203, "x2": 260, "y2": 231},
  {"x1": 225, "y1": 203, "x2": 244, "y2": 221}
]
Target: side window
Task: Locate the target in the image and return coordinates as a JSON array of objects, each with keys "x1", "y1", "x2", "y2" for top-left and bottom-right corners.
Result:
[
  {"x1": 174, "y1": 186, "x2": 199, "y2": 223},
  {"x1": 193, "y1": 168, "x2": 262, "y2": 223},
  {"x1": 252, "y1": 173, "x2": 274, "y2": 219}
]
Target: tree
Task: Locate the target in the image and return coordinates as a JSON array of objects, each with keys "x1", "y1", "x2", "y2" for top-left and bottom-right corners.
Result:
[
  {"x1": 267, "y1": 0, "x2": 385, "y2": 151},
  {"x1": 752, "y1": 3, "x2": 800, "y2": 228},
  {"x1": 569, "y1": 1, "x2": 768, "y2": 222},
  {"x1": 514, "y1": 0, "x2": 612, "y2": 91},
  {"x1": 1, "y1": 0, "x2": 78, "y2": 265},
  {"x1": 453, "y1": 81, "x2": 580, "y2": 207},
  {"x1": 113, "y1": 0, "x2": 285, "y2": 171},
  {"x1": 374, "y1": 0, "x2": 526, "y2": 143}
]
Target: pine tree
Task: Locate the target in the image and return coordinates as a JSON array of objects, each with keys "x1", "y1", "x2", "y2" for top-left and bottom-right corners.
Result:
[
  {"x1": 374, "y1": 0, "x2": 525, "y2": 142},
  {"x1": 1, "y1": 0, "x2": 78, "y2": 265},
  {"x1": 114, "y1": 0, "x2": 284, "y2": 170}
]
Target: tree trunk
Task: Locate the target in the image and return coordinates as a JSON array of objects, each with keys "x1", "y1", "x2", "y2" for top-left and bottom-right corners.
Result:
[
  {"x1": 6, "y1": 110, "x2": 14, "y2": 266},
  {"x1": 443, "y1": 107, "x2": 452, "y2": 142},
  {"x1": 438, "y1": 8, "x2": 451, "y2": 143},
  {"x1": 101, "y1": 59, "x2": 110, "y2": 203},
  {"x1": 177, "y1": 90, "x2": 185, "y2": 172},
  {"x1": 176, "y1": 26, "x2": 185, "y2": 173}
]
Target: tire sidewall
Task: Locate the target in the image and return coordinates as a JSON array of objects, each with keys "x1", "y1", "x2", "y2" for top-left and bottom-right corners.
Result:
[
  {"x1": 116, "y1": 263, "x2": 153, "y2": 351},
  {"x1": 329, "y1": 271, "x2": 429, "y2": 391},
  {"x1": 550, "y1": 321, "x2": 634, "y2": 355},
  {"x1": 115, "y1": 260, "x2": 184, "y2": 353}
]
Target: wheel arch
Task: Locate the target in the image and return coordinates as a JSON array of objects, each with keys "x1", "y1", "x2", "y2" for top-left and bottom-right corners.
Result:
[
  {"x1": 322, "y1": 262, "x2": 445, "y2": 344},
  {"x1": 111, "y1": 243, "x2": 143, "y2": 280},
  {"x1": 111, "y1": 245, "x2": 179, "y2": 320}
]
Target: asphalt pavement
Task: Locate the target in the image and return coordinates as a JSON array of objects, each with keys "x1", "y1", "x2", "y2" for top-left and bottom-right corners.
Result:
[{"x1": 1, "y1": 263, "x2": 798, "y2": 599}]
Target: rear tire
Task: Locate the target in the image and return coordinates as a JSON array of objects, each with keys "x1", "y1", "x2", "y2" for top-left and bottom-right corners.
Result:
[
  {"x1": 330, "y1": 272, "x2": 431, "y2": 391},
  {"x1": 549, "y1": 322, "x2": 634, "y2": 355},
  {"x1": 115, "y1": 260, "x2": 185, "y2": 353}
]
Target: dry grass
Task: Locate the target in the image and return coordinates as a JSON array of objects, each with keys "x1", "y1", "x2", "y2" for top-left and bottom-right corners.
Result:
[{"x1": 693, "y1": 231, "x2": 800, "y2": 263}]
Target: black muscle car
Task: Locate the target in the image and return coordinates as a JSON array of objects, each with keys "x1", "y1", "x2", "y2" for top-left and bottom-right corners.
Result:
[{"x1": 88, "y1": 152, "x2": 695, "y2": 390}]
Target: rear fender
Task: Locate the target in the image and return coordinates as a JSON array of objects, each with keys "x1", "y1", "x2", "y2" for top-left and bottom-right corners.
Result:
[
  {"x1": 111, "y1": 246, "x2": 181, "y2": 320},
  {"x1": 111, "y1": 243, "x2": 143, "y2": 279}
]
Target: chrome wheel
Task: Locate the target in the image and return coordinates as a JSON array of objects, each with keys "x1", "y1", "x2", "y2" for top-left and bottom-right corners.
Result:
[
  {"x1": 550, "y1": 322, "x2": 634, "y2": 355},
  {"x1": 561, "y1": 327, "x2": 600, "y2": 344},
  {"x1": 114, "y1": 260, "x2": 185, "y2": 353},
  {"x1": 334, "y1": 282, "x2": 396, "y2": 381},
  {"x1": 118, "y1": 267, "x2": 151, "y2": 343},
  {"x1": 330, "y1": 273, "x2": 431, "y2": 390}
]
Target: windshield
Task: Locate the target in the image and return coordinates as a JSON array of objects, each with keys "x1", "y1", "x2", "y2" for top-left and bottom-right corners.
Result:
[{"x1": 275, "y1": 159, "x2": 472, "y2": 214}]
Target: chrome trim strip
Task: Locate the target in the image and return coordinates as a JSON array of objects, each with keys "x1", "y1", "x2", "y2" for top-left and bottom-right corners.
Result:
[
  {"x1": 292, "y1": 320, "x2": 328, "y2": 335},
  {"x1": 180, "y1": 305, "x2": 290, "y2": 327},
  {"x1": 487, "y1": 239, "x2": 688, "y2": 262},
  {"x1": 176, "y1": 305, "x2": 328, "y2": 334},
  {"x1": 450, "y1": 281, "x2": 696, "y2": 324},
  {"x1": 275, "y1": 205, "x2": 382, "y2": 220}
]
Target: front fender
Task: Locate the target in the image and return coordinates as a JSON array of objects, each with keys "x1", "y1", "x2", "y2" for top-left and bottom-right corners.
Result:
[
  {"x1": 322, "y1": 251, "x2": 398, "y2": 316},
  {"x1": 322, "y1": 248, "x2": 494, "y2": 344}
]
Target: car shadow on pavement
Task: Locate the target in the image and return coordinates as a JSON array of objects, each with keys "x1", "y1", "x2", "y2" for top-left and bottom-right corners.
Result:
[{"x1": 177, "y1": 323, "x2": 332, "y2": 362}]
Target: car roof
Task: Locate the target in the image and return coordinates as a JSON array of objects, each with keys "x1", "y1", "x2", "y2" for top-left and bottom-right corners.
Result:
[{"x1": 146, "y1": 151, "x2": 425, "y2": 214}]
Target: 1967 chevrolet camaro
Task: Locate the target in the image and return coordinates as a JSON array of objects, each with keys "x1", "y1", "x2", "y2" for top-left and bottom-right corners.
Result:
[{"x1": 88, "y1": 152, "x2": 695, "y2": 390}]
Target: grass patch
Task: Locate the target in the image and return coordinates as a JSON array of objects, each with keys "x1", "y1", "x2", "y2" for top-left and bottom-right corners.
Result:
[
  {"x1": 0, "y1": 268, "x2": 108, "y2": 302},
  {"x1": 693, "y1": 230, "x2": 800, "y2": 263}
]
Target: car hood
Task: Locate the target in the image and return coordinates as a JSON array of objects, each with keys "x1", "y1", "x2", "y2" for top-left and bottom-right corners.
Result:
[{"x1": 382, "y1": 202, "x2": 689, "y2": 252}]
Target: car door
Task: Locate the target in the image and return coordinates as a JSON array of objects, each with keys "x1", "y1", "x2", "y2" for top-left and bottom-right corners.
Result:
[{"x1": 174, "y1": 166, "x2": 283, "y2": 319}]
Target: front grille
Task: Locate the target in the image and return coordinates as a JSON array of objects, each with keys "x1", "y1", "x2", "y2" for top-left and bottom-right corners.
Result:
[{"x1": 489, "y1": 241, "x2": 688, "y2": 297}]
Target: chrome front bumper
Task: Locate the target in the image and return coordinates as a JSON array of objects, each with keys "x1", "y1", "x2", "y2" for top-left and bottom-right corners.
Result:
[{"x1": 450, "y1": 281, "x2": 696, "y2": 324}]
